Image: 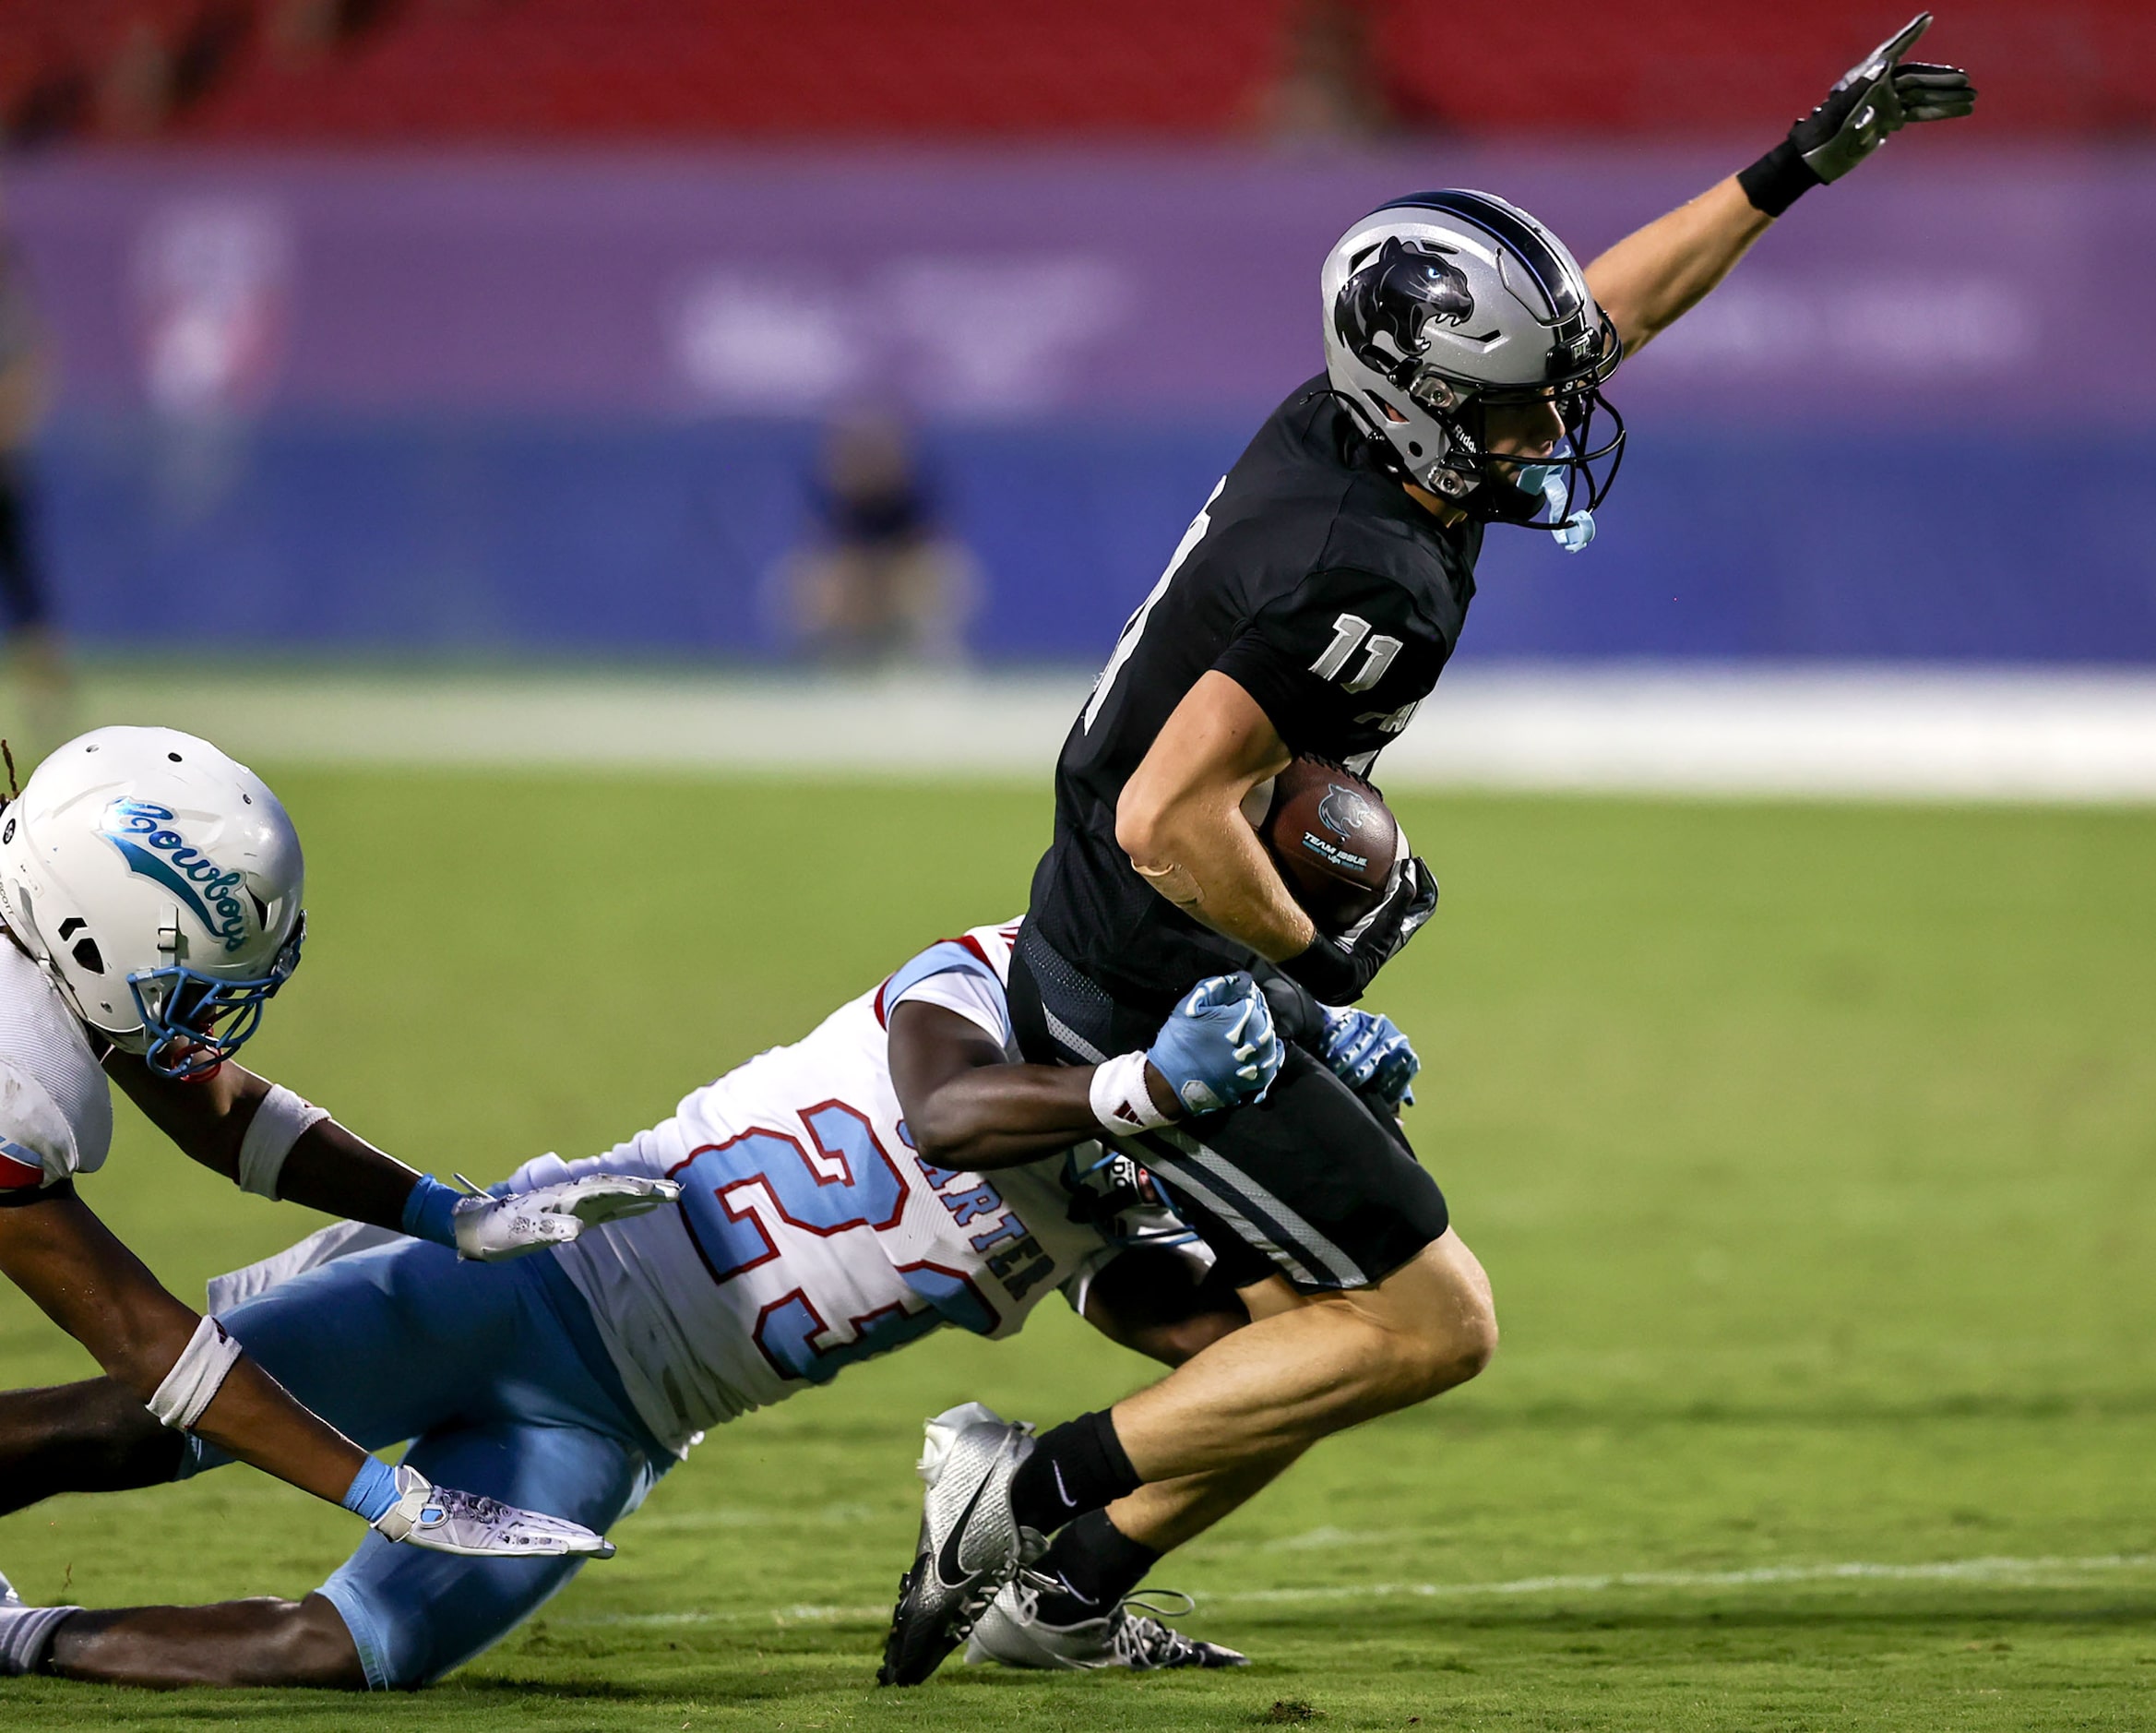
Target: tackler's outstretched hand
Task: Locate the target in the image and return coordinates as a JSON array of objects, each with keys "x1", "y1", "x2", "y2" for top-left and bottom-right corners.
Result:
[
  {"x1": 372, "y1": 1464, "x2": 617, "y2": 1559},
  {"x1": 1146, "y1": 972, "x2": 1282, "y2": 1117},
  {"x1": 452, "y1": 1173, "x2": 683, "y2": 1262}
]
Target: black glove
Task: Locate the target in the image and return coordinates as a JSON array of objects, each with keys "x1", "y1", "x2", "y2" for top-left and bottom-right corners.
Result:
[
  {"x1": 1255, "y1": 963, "x2": 1327, "y2": 1055},
  {"x1": 1278, "y1": 855, "x2": 1438, "y2": 1006},
  {"x1": 1739, "y1": 13, "x2": 1977, "y2": 219}
]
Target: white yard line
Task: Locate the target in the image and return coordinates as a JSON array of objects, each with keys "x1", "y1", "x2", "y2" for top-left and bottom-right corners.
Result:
[
  {"x1": 1210, "y1": 1552, "x2": 2156, "y2": 1605},
  {"x1": 64, "y1": 663, "x2": 2156, "y2": 800},
  {"x1": 557, "y1": 1551, "x2": 2156, "y2": 1630}
]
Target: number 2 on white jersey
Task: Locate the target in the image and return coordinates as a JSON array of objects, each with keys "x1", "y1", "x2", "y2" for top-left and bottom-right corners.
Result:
[{"x1": 1081, "y1": 477, "x2": 1225, "y2": 734}]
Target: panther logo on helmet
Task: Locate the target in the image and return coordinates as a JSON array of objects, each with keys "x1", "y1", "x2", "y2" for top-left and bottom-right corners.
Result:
[{"x1": 1332, "y1": 236, "x2": 1475, "y2": 377}]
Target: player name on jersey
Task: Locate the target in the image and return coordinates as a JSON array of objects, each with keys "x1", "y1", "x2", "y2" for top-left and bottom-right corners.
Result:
[{"x1": 533, "y1": 922, "x2": 1174, "y2": 1453}]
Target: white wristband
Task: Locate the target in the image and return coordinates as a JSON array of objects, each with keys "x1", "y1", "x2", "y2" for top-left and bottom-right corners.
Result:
[
  {"x1": 146, "y1": 1313, "x2": 244, "y2": 1431},
  {"x1": 236, "y1": 1084, "x2": 329, "y2": 1199},
  {"x1": 1089, "y1": 1050, "x2": 1173, "y2": 1137}
]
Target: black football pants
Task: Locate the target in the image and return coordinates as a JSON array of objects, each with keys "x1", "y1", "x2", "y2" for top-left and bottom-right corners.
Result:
[{"x1": 1009, "y1": 924, "x2": 1449, "y2": 1293}]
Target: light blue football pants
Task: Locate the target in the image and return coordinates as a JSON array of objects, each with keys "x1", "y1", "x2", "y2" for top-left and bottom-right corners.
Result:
[{"x1": 178, "y1": 1239, "x2": 674, "y2": 1689}]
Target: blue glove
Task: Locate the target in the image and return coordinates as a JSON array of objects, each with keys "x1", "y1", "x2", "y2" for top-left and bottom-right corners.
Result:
[
  {"x1": 1320, "y1": 1005, "x2": 1420, "y2": 1108},
  {"x1": 1146, "y1": 972, "x2": 1281, "y2": 1117}
]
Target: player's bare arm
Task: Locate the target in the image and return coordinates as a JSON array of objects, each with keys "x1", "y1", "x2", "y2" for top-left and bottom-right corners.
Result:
[
  {"x1": 0, "y1": 1184, "x2": 366, "y2": 1504},
  {"x1": 890, "y1": 962, "x2": 1280, "y2": 1167},
  {"x1": 105, "y1": 1055, "x2": 423, "y2": 1229},
  {"x1": 0, "y1": 729, "x2": 622, "y2": 1565},
  {"x1": 106, "y1": 1045, "x2": 675, "y2": 1261},
  {"x1": 1582, "y1": 178, "x2": 1769, "y2": 357},
  {"x1": 889, "y1": 1003, "x2": 1170, "y2": 1168},
  {"x1": 0, "y1": 915, "x2": 1407, "y2": 1686},
  {"x1": 1115, "y1": 670, "x2": 1305, "y2": 958},
  {"x1": 1588, "y1": 14, "x2": 1975, "y2": 356}
]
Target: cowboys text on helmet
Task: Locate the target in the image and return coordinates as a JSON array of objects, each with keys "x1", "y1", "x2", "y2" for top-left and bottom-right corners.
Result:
[{"x1": 0, "y1": 727, "x2": 305, "y2": 1076}]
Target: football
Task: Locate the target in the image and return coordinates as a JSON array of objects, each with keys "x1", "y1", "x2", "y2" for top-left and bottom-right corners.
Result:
[{"x1": 1244, "y1": 757, "x2": 1400, "y2": 932}]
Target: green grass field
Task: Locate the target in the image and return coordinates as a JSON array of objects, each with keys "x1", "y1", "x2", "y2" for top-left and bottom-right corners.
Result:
[{"x1": 0, "y1": 772, "x2": 2151, "y2": 1731}]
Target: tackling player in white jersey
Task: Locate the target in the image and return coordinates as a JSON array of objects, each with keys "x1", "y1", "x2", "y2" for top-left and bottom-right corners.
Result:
[
  {"x1": 0, "y1": 725, "x2": 679, "y2": 1656},
  {"x1": 0, "y1": 917, "x2": 1291, "y2": 1689}
]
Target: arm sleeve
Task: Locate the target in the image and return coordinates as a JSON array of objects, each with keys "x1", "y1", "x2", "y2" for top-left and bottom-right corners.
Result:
[
  {"x1": 0, "y1": 1058, "x2": 80, "y2": 1192},
  {"x1": 1209, "y1": 568, "x2": 1449, "y2": 755},
  {"x1": 886, "y1": 963, "x2": 1011, "y2": 1049}
]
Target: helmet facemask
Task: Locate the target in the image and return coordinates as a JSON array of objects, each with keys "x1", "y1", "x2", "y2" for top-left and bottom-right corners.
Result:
[
  {"x1": 1373, "y1": 317, "x2": 1626, "y2": 536},
  {"x1": 1441, "y1": 345, "x2": 1627, "y2": 540},
  {"x1": 1322, "y1": 193, "x2": 1629, "y2": 544},
  {"x1": 125, "y1": 911, "x2": 305, "y2": 1081}
]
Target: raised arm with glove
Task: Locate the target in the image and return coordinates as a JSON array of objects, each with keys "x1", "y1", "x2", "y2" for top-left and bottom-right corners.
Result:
[
  {"x1": 1583, "y1": 12, "x2": 1978, "y2": 357},
  {"x1": 1739, "y1": 13, "x2": 1978, "y2": 217}
]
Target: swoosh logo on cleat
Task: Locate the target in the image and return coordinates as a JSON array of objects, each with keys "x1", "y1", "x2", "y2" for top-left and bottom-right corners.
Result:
[{"x1": 934, "y1": 1469, "x2": 996, "y2": 1591}]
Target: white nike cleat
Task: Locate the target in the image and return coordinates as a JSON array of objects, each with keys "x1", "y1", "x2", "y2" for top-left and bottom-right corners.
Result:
[
  {"x1": 966, "y1": 1576, "x2": 1249, "y2": 1671},
  {"x1": 876, "y1": 1401, "x2": 1042, "y2": 1686},
  {"x1": 371, "y1": 1464, "x2": 616, "y2": 1559}
]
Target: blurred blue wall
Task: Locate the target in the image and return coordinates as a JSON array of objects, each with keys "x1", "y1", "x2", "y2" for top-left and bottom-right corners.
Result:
[
  {"x1": 39, "y1": 413, "x2": 2156, "y2": 663},
  {"x1": 15, "y1": 148, "x2": 2156, "y2": 664}
]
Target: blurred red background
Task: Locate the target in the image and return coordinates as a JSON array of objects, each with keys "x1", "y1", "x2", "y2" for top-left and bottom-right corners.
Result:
[{"x1": 0, "y1": 0, "x2": 2143, "y2": 148}]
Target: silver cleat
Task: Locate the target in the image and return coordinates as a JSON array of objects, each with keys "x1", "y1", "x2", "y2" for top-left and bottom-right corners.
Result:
[
  {"x1": 876, "y1": 1401, "x2": 1042, "y2": 1686},
  {"x1": 966, "y1": 1574, "x2": 1249, "y2": 1671}
]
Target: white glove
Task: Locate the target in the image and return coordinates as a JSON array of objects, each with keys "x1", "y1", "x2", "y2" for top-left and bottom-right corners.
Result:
[
  {"x1": 451, "y1": 1172, "x2": 682, "y2": 1262},
  {"x1": 371, "y1": 1464, "x2": 615, "y2": 1559}
]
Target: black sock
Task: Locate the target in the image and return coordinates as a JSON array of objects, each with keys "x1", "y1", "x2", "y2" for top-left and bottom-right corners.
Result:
[
  {"x1": 1008, "y1": 1408, "x2": 1141, "y2": 1536},
  {"x1": 1029, "y1": 1508, "x2": 1161, "y2": 1625}
]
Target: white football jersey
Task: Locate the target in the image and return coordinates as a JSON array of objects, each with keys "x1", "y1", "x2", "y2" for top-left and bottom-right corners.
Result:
[
  {"x1": 528, "y1": 920, "x2": 1187, "y2": 1456},
  {"x1": 0, "y1": 937, "x2": 112, "y2": 1192}
]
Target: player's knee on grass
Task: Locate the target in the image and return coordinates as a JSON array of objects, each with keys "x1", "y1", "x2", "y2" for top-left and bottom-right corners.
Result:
[{"x1": 249, "y1": 1595, "x2": 368, "y2": 1689}]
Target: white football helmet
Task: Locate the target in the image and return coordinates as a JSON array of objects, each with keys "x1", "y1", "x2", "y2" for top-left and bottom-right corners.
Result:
[
  {"x1": 1321, "y1": 189, "x2": 1625, "y2": 534},
  {"x1": 0, "y1": 727, "x2": 305, "y2": 1078}
]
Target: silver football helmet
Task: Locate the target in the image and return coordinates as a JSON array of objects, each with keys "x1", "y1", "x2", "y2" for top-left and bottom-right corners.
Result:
[
  {"x1": 0, "y1": 727, "x2": 305, "y2": 1078},
  {"x1": 1321, "y1": 189, "x2": 1625, "y2": 538}
]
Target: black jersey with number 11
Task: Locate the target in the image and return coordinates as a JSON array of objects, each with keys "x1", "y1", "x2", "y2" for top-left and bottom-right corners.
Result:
[{"x1": 1026, "y1": 376, "x2": 1483, "y2": 1011}]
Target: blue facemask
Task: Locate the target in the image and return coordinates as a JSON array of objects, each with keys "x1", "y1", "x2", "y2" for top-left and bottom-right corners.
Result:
[{"x1": 1514, "y1": 461, "x2": 1595, "y2": 554}]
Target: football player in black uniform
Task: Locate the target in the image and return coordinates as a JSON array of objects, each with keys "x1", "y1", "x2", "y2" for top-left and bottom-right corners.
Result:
[{"x1": 880, "y1": 16, "x2": 1975, "y2": 1683}]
